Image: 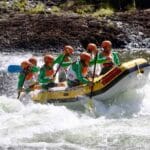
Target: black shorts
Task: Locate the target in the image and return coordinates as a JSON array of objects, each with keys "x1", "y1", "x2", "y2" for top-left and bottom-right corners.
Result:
[
  {"x1": 42, "y1": 82, "x2": 58, "y2": 90},
  {"x1": 67, "y1": 79, "x2": 80, "y2": 87},
  {"x1": 101, "y1": 66, "x2": 113, "y2": 75}
]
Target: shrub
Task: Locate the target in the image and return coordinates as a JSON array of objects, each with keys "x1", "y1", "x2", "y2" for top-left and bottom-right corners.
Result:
[
  {"x1": 93, "y1": 8, "x2": 114, "y2": 17},
  {"x1": 50, "y1": 6, "x2": 61, "y2": 14},
  {"x1": 28, "y1": 2, "x2": 45, "y2": 14},
  {"x1": 12, "y1": 0, "x2": 28, "y2": 12},
  {"x1": 75, "y1": 5, "x2": 94, "y2": 14}
]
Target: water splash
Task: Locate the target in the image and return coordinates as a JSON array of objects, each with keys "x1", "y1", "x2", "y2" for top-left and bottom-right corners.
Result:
[
  {"x1": 0, "y1": 96, "x2": 97, "y2": 146},
  {"x1": 138, "y1": 73, "x2": 150, "y2": 116},
  {"x1": 94, "y1": 73, "x2": 150, "y2": 118},
  {"x1": 0, "y1": 51, "x2": 150, "y2": 149}
]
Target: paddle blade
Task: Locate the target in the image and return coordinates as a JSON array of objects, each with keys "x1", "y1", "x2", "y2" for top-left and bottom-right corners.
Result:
[
  {"x1": 7, "y1": 65, "x2": 23, "y2": 73},
  {"x1": 87, "y1": 99, "x2": 95, "y2": 111}
]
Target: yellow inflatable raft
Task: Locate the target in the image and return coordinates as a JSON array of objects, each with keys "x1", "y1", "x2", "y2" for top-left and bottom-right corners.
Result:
[{"x1": 31, "y1": 58, "x2": 150, "y2": 103}]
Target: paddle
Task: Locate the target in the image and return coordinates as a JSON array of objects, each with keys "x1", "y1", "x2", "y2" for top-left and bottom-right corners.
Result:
[
  {"x1": 17, "y1": 70, "x2": 28, "y2": 99},
  {"x1": 87, "y1": 52, "x2": 98, "y2": 112},
  {"x1": 90, "y1": 53, "x2": 98, "y2": 98},
  {"x1": 53, "y1": 54, "x2": 66, "y2": 78},
  {"x1": 7, "y1": 65, "x2": 25, "y2": 98},
  {"x1": 7, "y1": 65, "x2": 37, "y2": 98},
  {"x1": 7, "y1": 65, "x2": 23, "y2": 73}
]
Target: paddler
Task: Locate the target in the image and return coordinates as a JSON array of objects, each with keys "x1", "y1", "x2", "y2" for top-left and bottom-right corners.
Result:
[
  {"x1": 54, "y1": 45, "x2": 74, "y2": 82},
  {"x1": 17, "y1": 60, "x2": 39, "y2": 95},
  {"x1": 100, "y1": 40, "x2": 120, "y2": 74},
  {"x1": 67, "y1": 52, "x2": 93, "y2": 87},
  {"x1": 38, "y1": 54, "x2": 57, "y2": 90}
]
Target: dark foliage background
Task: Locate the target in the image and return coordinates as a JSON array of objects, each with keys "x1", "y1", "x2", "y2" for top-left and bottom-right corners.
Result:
[{"x1": 78, "y1": 0, "x2": 150, "y2": 10}]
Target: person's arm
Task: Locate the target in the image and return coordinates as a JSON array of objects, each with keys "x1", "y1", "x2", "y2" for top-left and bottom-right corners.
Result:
[
  {"x1": 17, "y1": 73, "x2": 25, "y2": 90},
  {"x1": 54, "y1": 54, "x2": 63, "y2": 64},
  {"x1": 112, "y1": 52, "x2": 120, "y2": 66},
  {"x1": 90, "y1": 53, "x2": 107, "y2": 66},
  {"x1": 61, "y1": 61, "x2": 72, "y2": 67},
  {"x1": 74, "y1": 62, "x2": 89, "y2": 84},
  {"x1": 31, "y1": 66, "x2": 40, "y2": 73},
  {"x1": 54, "y1": 54, "x2": 71, "y2": 68}
]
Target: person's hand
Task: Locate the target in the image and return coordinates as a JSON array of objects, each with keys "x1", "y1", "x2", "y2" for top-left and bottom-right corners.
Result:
[
  {"x1": 18, "y1": 88, "x2": 24, "y2": 92},
  {"x1": 88, "y1": 81, "x2": 94, "y2": 87},
  {"x1": 52, "y1": 76, "x2": 56, "y2": 81},
  {"x1": 34, "y1": 85, "x2": 41, "y2": 90},
  {"x1": 106, "y1": 56, "x2": 112, "y2": 61},
  {"x1": 87, "y1": 76, "x2": 92, "y2": 81},
  {"x1": 48, "y1": 76, "x2": 55, "y2": 82}
]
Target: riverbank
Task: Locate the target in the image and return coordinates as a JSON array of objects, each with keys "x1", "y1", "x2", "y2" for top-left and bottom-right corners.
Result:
[{"x1": 0, "y1": 9, "x2": 150, "y2": 52}]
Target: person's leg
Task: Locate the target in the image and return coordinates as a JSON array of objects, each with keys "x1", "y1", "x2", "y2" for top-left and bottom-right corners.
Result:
[
  {"x1": 67, "y1": 79, "x2": 80, "y2": 87},
  {"x1": 100, "y1": 66, "x2": 112, "y2": 75},
  {"x1": 58, "y1": 71, "x2": 67, "y2": 82},
  {"x1": 42, "y1": 82, "x2": 58, "y2": 90}
]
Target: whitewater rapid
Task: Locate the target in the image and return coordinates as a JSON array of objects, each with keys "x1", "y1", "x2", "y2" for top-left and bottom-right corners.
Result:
[
  {"x1": 0, "y1": 80, "x2": 150, "y2": 149},
  {"x1": 0, "y1": 51, "x2": 150, "y2": 149}
]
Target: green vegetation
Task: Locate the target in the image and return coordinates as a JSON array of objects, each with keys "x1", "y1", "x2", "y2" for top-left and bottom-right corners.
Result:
[
  {"x1": 0, "y1": 0, "x2": 149, "y2": 15},
  {"x1": 28, "y1": 2, "x2": 45, "y2": 14},
  {"x1": 93, "y1": 8, "x2": 114, "y2": 17},
  {"x1": 50, "y1": 6, "x2": 61, "y2": 14},
  {"x1": 12, "y1": 0, "x2": 28, "y2": 12},
  {"x1": 75, "y1": 5, "x2": 94, "y2": 15}
]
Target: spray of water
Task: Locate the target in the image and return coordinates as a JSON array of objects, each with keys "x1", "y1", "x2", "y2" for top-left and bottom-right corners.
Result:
[{"x1": 0, "y1": 52, "x2": 150, "y2": 149}]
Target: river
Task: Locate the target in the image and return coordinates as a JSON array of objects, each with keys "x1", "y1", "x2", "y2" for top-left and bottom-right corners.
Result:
[{"x1": 0, "y1": 49, "x2": 150, "y2": 149}]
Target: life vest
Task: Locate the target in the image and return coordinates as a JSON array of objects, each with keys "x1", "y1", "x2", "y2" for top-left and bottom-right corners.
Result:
[
  {"x1": 102, "y1": 62, "x2": 114, "y2": 67},
  {"x1": 82, "y1": 66, "x2": 88, "y2": 77},
  {"x1": 23, "y1": 72, "x2": 37, "y2": 88},
  {"x1": 25, "y1": 72, "x2": 34, "y2": 80},
  {"x1": 102, "y1": 54, "x2": 114, "y2": 68},
  {"x1": 67, "y1": 65, "x2": 77, "y2": 81},
  {"x1": 64, "y1": 56, "x2": 70, "y2": 62},
  {"x1": 46, "y1": 69, "x2": 54, "y2": 77},
  {"x1": 62, "y1": 56, "x2": 71, "y2": 71}
]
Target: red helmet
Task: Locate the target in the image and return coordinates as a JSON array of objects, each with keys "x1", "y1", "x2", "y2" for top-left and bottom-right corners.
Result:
[
  {"x1": 101, "y1": 40, "x2": 112, "y2": 50},
  {"x1": 80, "y1": 52, "x2": 91, "y2": 62},
  {"x1": 87, "y1": 43, "x2": 97, "y2": 52},
  {"x1": 44, "y1": 55, "x2": 54, "y2": 64},
  {"x1": 64, "y1": 45, "x2": 74, "y2": 55},
  {"x1": 28, "y1": 57, "x2": 37, "y2": 66},
  {"x1": 21, "y1": 61, "x2": 31, "y2": 69}
]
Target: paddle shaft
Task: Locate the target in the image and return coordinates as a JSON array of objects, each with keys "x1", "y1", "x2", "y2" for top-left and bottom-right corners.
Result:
[
  {"x1": 53, "y1": 55, "x2": 66, "y2": 78},
  {"x1": 17, "y1": 70, "x2": 28, "y2": 99},
  {"x1": 90, "y1": 52, "x2": 98, "y2": 98},
  {"x1": 17, "y1": 76, "x2": 25, "y2": 99}
]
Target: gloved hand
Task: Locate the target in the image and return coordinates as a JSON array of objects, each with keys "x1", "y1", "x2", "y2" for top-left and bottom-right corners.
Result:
[
  {"x1": 88, "y1": 81, "x2": 94, "y2": 87},
  {"x1": 18, "y1": 88, "x2": 25, "y2": 92}
]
